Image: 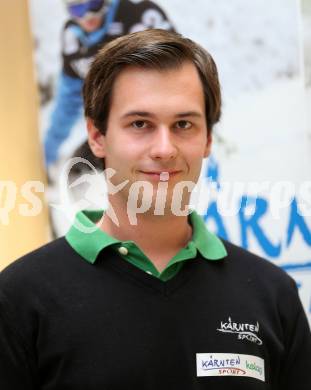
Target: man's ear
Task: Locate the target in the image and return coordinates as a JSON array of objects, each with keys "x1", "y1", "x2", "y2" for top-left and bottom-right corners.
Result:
[
  {"x1": 204, "y1": 132, "x2": 212, "y2": 158},
  {"x1": 86, "y1": 117, "x2": 106, "y2": 158}
]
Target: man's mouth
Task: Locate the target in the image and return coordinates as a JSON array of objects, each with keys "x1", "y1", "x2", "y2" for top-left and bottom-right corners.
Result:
[{"x1": 139, "y1": 170, "x2": 181, "y2": 181}]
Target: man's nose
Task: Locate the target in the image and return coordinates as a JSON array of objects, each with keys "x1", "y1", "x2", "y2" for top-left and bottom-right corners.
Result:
[{"x1": 149, "y1": 126, "x2": 178, "y2": 161}]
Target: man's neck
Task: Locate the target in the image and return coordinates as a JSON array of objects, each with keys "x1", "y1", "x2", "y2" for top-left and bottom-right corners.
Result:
[{"x1": 97, "y1": 204, "x2": 193, "y2": 272}]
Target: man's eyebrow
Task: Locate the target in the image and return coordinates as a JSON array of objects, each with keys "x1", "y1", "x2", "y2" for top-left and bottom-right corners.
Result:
[
  {"x1": 121, "y1": 111, "x2": 155, "y2": 119},
  {"x1": 121, "y1": 111, "x2": 203, "y2": 119},
  {"x1": 175, "y1": 111, "x2": 203, "y2": 118}
]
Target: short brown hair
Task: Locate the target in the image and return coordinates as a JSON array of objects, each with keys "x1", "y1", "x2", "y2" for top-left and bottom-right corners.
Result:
[{"x1": 83, "y1": 29, "x2": 221, "y2": 134}]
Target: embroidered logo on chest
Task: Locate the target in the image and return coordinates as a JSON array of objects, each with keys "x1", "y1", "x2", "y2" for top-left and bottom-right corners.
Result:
[{"x1": 217, "y1": 317, "x2": 263, "y2": 345}]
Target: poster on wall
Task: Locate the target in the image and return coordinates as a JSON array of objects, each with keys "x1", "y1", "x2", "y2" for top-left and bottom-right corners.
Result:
[
  {"x1": 303, "y1": 0, "x2": 311, "y2": 134},
  {"x1": 29, "y1": 0, "x2": 311, "y2": 322}
]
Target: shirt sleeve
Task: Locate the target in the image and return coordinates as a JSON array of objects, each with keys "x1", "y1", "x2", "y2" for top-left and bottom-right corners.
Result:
[
  {"x1": 0, "y1": 293, "x2": 38, "y2": 389},
  {"x1": 279, "y1": 282, "x2": 311, "y2": 389}
]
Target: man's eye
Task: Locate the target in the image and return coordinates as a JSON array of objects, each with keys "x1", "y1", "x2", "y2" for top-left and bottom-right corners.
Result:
[
  {"x1": 176, "y1": 120, "x2": 192, "y2": 129},
  {"x1": 132, "y1": 120, "x2": 148, "y2": 129}
]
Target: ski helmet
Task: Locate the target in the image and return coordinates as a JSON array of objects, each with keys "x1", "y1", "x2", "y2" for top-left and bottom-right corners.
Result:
[{"x1": 64, "y1": 0, "x2": 106, "y2": 19}]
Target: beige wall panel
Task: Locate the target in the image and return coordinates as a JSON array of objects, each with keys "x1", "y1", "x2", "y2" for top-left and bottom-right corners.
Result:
[{"x1": 0, "y1": 0, "x2": 50, "y2": 269}]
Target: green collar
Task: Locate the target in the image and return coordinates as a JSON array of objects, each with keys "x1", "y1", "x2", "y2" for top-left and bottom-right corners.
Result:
[{"x1": 65, "y1": 210, "x2": 227, "y2": 281}]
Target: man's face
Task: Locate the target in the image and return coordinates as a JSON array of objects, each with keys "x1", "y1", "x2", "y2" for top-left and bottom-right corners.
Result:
[
  {"x1": 76, "y1": 15, "x2": 103, "y2": 32},
  {"x1": 88, "y1": 61, "x2": 211, "y2": 214}
]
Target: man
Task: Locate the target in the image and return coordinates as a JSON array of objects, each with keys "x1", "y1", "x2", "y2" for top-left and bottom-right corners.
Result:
[
  {"x1": 43, "y1": 0, "x2": 174, "y2": 169},
  {"x1": 1, "y1": 30, "x2": 310, "y2": 389}
]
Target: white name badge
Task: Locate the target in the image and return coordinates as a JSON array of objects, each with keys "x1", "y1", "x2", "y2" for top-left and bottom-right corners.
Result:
[{"x1": 196, "y1": 353, "x2": 265, "y2": 382}]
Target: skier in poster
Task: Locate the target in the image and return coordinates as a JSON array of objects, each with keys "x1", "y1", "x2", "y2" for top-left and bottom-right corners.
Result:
[{"x1": 44, "y1": 0, "x2": 174, "y2": 170}]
